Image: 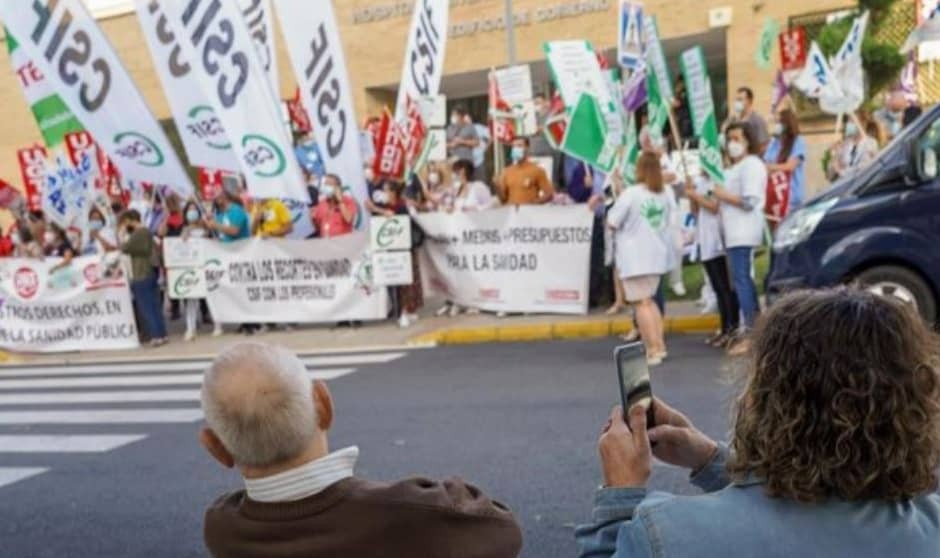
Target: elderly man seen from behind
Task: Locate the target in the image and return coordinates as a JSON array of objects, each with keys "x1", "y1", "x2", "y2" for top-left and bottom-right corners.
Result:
[{"x1": 199, "y1": 343, "x2": 523, "y2": 558}]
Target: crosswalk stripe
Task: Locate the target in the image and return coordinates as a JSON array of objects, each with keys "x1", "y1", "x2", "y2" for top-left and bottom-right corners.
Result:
[
  {"x1": 0, "y1": 368, "x2": 354, "y2": 389},
  {"x1": 0, "y1": 390, "x2": 201, "y2": 405},
  {"x1": 0, "y1": 435, "x2": 147, "y2": 452},
  {"x1": 0, "y1": 467, "x2": 48, "y2": 489},
  {"x1": 0, "y1": 409, "x2": 203, "y2": 424},
  {"x1": 0, "y1": 352, "x2": 406, "y2": 377}
]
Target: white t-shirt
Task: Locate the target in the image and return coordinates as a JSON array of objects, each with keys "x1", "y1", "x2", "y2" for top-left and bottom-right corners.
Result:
[
  {"x1": 607, "y1": 184, "x2": 675, "y2": 279},
  {"x1": 720, "y1": 155, "x2": 767, "y2": 249},
  {"x1": 693, "y1": 176, "x2": 724, "y2": 261},
  {"x1": 453, "y1": 181, "x2": 497, "y2": 212}
]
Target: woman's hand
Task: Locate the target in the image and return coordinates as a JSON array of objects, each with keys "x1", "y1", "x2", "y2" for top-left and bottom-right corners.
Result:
[
  {"x1": 598, "y1": 404, "x2": 652, "y2": 488},
  {"x1": 647, "y1": 398, "x2": 719, "y2": 472}
]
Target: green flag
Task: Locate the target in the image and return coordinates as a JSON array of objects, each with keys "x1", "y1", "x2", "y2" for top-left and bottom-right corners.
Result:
[
  {"x1": 680, "y1": 46, "x2": 724, "y2": 183},
  {"x1": 755, "y1": 18, "x2": 780, "y2": 69},
  {"x1": 5, "y1": 28, "x2": 84, "y2": 148},
  {"x1": 561, "y1": 93, "x2": 616, "y2": 173},
  {"x1": 646, "y1": 68, "x2": 669, "y2": 139},
  {"x1": 621, "y1": 113, "x2": 640, "y2": 183}
]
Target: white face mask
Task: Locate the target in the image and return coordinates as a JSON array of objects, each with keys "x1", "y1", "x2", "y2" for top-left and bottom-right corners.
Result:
[
  {"x1": 10, "y1": 233, "x2": 20, "y2": 245},
  {"x1": 428, "y1": 172, "x2": 441, "y2": 185},
  {"x1": 43, "y1": 231, "x2": 56, "y2": 245},
  {"x1": 733, "y1": 100, "x2": 746, "y2": 115},
  {"x1": 450, "y1": 115, "x2": 460, "y2": 126},
  {"x1": 727, "y1": 140, "x2": 746, "y2": 159},
  {"x1": 771, "y1": 123, "x2": 784, "y2": 136}
]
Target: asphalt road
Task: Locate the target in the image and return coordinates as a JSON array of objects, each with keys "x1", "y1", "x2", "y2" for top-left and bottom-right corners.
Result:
[{"x1": 0, "y1": 336, "x2": 739, "y2": 558}]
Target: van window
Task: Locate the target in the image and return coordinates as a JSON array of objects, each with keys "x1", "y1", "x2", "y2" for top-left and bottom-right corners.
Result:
[{"x1": 916, "y1": 117, "x2": 940, "y2": 180}]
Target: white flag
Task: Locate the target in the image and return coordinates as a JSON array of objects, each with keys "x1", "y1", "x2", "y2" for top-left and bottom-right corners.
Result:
[
  {"x1": 274, "y1": 0, "x2": 368, "y2": 213},
  {"x1": 162, "y1": 0, "x2": 308, "y2": 202},
  {"x1": 394, "y1": 0, "x2": 449, "y2": 120},
  {"x1": 794, "y1": 42, "x2": 837, "y2": 99},
  {"x1": 0, "y1": 0, "x2": 194, "y2": 196},
  {"x1": 134, "y1": 0, "x2": 240, "y2": 172},
  {"x1": 239, "y1": 0, "x2": 280, "y2": 100},
  {"x1": 832, "y1": 11, "x2": 869, "y2": 70}
]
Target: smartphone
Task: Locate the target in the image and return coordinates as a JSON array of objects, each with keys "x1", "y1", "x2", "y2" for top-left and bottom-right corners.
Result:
[{"x1": 614, "y1": 342, "x2": 655, "y2": 427}]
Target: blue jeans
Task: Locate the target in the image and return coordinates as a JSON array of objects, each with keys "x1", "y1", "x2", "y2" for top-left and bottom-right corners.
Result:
[
  {"x1": 727, "y1": 247, "x2": 759, "y2": 329},
  {"x1": 131, "y1": 274, "x2": 167, "y2": 340}
]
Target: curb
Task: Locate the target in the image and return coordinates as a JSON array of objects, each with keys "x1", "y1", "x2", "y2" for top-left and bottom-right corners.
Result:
[{"x1": 409, "y1": 314, "x2": 720, "y2": 346}]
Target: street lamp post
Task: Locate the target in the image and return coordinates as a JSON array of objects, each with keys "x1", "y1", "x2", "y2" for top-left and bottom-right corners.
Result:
[{"x1": 504, "y1": 0, "x2": 517, "y2": 65}]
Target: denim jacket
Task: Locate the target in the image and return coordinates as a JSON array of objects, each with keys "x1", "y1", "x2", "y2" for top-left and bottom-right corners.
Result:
[{"x1": 576, "y1": 444, "x2": 940, "y2": 558}]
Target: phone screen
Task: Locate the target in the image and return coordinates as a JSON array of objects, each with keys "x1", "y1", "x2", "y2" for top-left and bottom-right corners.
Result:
[{"x1": 615, "y1": 342, "x2": 655, "y2": 427}]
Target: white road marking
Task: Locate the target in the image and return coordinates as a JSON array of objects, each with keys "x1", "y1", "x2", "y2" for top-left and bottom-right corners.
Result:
[
  {"x1": 0, "y1": 368, "x2": 354, "y2": 389},
  {"x1": 0, "y1": 390, "x2": 201, "y2": 405},
  {"x1": 0, "y1": 468, "x2": 48, "y2": 489},
  {"x1": 0, "y1": 352, "x2": 405, "y2": 378},
  {"x1": 0, "y1": 435, "x2": 147, "y2": 453},
  {"x1": 0, "y1": 409, "x2": 203, "y2": 424}
]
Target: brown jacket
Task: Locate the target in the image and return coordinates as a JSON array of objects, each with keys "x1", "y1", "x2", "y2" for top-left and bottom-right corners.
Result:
[{"x1": 204, "y1": 476, "x2": 523, "y2": 558}]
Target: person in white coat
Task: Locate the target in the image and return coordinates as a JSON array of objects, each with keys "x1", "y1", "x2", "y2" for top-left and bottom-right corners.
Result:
[
  {"x1": 711, "y1": 123, "x2": 767, "y2": 356},
  {"x1": 607, "y1": 152, "x2": 676, "y2": 366}
]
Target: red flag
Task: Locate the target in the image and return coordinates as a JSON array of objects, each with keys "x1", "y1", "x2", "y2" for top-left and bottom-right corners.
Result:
[
  {"x1": 489, "y1": 73, "x2": 515, "y2": 144},
  {"x1": 0, "y1": 178, "x2": 22, "y2": 210},
  {"x1": 364, "y1": 117, "x2": 383, "y2": 155},
  {"x1": 545, "y1": 92, "x2": 568, "y2": 149},
  {"x1": 778, "y1": 27, "x2": 808, "y2": 72},
  {"x1": 403, "y1": 96, "x2": 427, "y2": 166},
  {"x1": 197, "y1": 168, "x2": 225, "y2": 201},
  {"x1": 765, "y1": 170, "x2": 792, "y2": 225},
  {"x1": 17, "y1": 145, "x2": 46, "y2": 212},
  {"x1": 287, "y1": 87, "x2": 312, "y2": 134},
  {"x1": 372, "y1": 109, "x2": 407, "y2": 180}
]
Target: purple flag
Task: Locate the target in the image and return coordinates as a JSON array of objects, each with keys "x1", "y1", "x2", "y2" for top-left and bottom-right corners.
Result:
[
  {"x1": 770, "y1": 69, "x2": 789, "y2": 113},
  {"x1": 622, "y1": 66, "x2": 648, "y2": 113}
]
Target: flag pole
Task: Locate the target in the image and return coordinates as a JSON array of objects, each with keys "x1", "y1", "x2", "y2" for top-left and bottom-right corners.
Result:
[{"x1": 665, "y1": 104, "x2": 691, "y2": 182}]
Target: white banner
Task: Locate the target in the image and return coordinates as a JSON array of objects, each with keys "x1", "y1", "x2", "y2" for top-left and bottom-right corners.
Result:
[
  {"x1": 202, "y1": 234, "x2": 388, "y2": 323},
  {"x1": 134, "y1": 0, "x2": 239, "y2": 172},
  {"x1": 0, "y1": 0, "x2": 194, "y2": 196},
  {"x1": 274, "y1": 0, "x2": 368, "y2": 215},
  {"x1": 162, "y1": 0, "x2": 308, "y2": 202},
  {"x1": 394, "y1": 0, "x2": 449, "y2": 120},
  {"x1": 493, "y1": 64, "x2": 533, "y2": 106},
  {"x1": 0, "y1": 256, "x2": 139, "y2": 353},
  {"x1": 415, "y1": 206, "x2": 593, "y2": 315},
  {"x1": 239, "y1": 0, "x2": 279, "y2": 99}
]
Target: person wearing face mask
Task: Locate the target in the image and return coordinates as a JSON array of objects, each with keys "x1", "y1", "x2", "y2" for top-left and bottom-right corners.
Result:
[
  {"x1": 180, "y1": 201, "x2": 221, "y2": 342},
  {"x1": 874, "y1": 89, "x2": 910, "y2": 141},
  {"x1": 419, "y1": 162, "x2": 456, "y2": 213},
  {"x1": 86, "y1": 207, "x2": 117, "y2": 256},
  {"x1": 207, "y1": 183, "x2": 252, "y2": 243},
  {"x1": 827, "y1": 112, "x2": 879, "y2": 182},
  {"x1": 119, "y1": 209, "x2": 168, "y2": 347},
  {"x1": 446, "y1": 106, "x2": 480, "y2": 171},
  {"x1": 763, "y1": 108, "x2": 808, "y2": 211},
  {"x1": 45, "y1": 223, "x2": 76, "y2": 274},
  {"x1": 494, "y1": 137, "x2": 555, "y2": 205},
  {"x1": 722, "y1": 87, "x2": 770, "y2": 155},
  {"x1": 311, "y1": 174, "x2": 358, "y2": 238},
  {"x1": 711, "y1": 123, "x2": 767, "y2": 356}
]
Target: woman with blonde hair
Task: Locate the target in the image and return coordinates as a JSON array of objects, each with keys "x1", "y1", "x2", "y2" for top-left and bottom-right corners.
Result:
[
  {"x1": 578, "y1": 288, "x2": 940, "y2": 557},
  {"x1": 607, "y1": 152, "x2": 675, "y2": 365}
]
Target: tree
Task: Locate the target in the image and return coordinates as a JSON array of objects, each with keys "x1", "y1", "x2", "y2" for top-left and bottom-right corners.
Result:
[{"x1": 815, "y1": 0, "x2": 906, "y2": 106}]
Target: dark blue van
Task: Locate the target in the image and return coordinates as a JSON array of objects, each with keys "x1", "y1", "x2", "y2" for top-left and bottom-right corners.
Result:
[{"x1": 767, "y1": 105, "x2": 940, "y2": 322}]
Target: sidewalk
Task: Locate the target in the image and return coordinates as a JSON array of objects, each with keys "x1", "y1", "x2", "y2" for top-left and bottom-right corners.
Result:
[{"x1": 0, "y1": 298, "x2": 718, "y2": 366}]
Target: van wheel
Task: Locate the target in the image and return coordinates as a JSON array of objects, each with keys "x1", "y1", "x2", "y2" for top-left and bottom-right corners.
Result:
[{"x1": 857, "y1": 266, "x2": 937, "y2": 323}]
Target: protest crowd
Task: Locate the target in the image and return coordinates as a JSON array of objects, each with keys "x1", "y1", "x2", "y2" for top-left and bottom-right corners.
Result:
[{"x1": 1, "y1": 1, "x2": 940, "y2": 557}]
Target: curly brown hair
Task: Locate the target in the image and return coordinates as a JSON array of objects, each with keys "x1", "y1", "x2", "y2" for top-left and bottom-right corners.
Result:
[{"x1": 727, "y1": 288, "x2": 940, "y2": 502}]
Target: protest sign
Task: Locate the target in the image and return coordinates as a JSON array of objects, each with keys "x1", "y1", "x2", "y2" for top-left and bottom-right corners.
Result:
[
  {"x1": 167, "y1": 267, "x2": 208, "y2": 300},
  {"x1": 0, "y1": 0, "x2": 193, "y2": 196},
  {"x1": 42, "y1": 153, "x2": 94, "y2": 229},
  {"x1": 427, "y1": 129, "x2": 447, "y2": 161},
  {"x1": 618, "y1": 1, "x2": 645, "y2": 69},
  {"x1": 394, "y1": 0, "x2": 450, "y2": 120},
  {"x1": 160, "y1": 0, "x2": 306, "y2": 202},
  {"x1": 680, "y1": 47, "x2": 724, "y2": 183},
  {"x1": 201, "y1": 235, "x2": 388, "y2": 323},
  {"x1": 163, "y1": 237, "x2": 207, "y2": 300},
  {"x1": 134, "y1": 0, "x2": 240, "y2": 172},
  {"x1": 163, "y1": 237, "x2": 205, "y2": 268},
  {"x1": 370, "y1": 216, "x2": 412, "y2": 252},
  {"x1": 421, "y1": 94, "x2": 448, "y2": 127},
  {"x1": 275, "y1": 0, "x2": 368, "y2": 212},
  {"x1": 0, "y1": 255, "x2": 139, "y2": 352},
  {"x1": 493, "y1": 65, "x2": 534, "y2": 106},
  {"x1": 779, "y1": 27, "x2": 808, "y2": 72},
  {"x1": 4, "y1": 29, "x2": 84, "y2": 148},
  {"x1": 415, "y1": 206, "x2": 593, "y2": 315},
  {"x1": 372, "y1": 252, "x2": 414, "y2": 287},
  {"x1": 18, "y1": 145, "x2": 47, "y2": 212}
]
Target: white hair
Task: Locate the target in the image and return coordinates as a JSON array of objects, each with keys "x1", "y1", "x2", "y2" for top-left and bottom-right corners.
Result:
[{"x1": 201, "y1": 343, "x2": 317, "y2": 468}]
